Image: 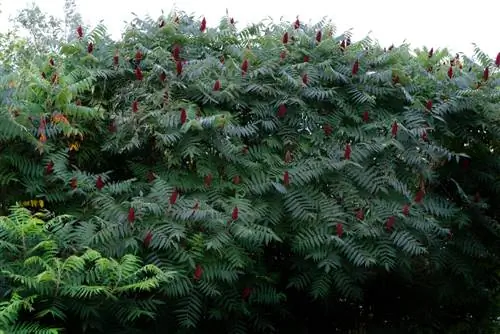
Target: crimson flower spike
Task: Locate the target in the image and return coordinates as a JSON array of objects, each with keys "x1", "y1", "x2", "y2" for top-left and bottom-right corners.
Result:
[
  {"x1": 293, "y1": 16, "x2": 300, "y2": 29},
  {"x1": 200, "y1": 17, "x2": 207, "y2": 32},
  {"x1": 76, "y1": 25, "x2": 83, "y2": 38},
  {"x1": 336, "y1": 223, "x2": 344, "y2": 237},
  {"x1": 344, "y1": 143, "x2": 351, "y2": 160},
  {"x1": 483, "y1": 67, "x2": 489, "y2": 81},
  {"x1": 352, "y1": 60, "x2": 359, "y2": 75},
  {"x1": 232, "y1": 207, "x2": 239, "y2": 220},
  {"x1": 315, "y1": 30, "x2": 322, "y2": 43},
  {"x1": 213, "y1": 79, "x2": 221, "y2": 91},
  {"x1": 241, "y1": 59, "x2": 248, "y2": 76},
  {"x1": 282, "y1": 32, "x2": 289, "y2": 44}
]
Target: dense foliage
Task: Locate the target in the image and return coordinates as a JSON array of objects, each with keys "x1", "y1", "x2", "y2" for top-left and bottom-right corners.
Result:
[{"x1": 0, "y1": 6, "x2": 499, "y2": 333}]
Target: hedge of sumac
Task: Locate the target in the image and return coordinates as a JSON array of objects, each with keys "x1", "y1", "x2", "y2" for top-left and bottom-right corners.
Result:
[{"x1": 0, "y1": 10, "x2": 498, "y2": 334}]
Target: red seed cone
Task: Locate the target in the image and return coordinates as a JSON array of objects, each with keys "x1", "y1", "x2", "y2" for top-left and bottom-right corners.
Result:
[
  {"x1": 278, "y1": 104, "x2": 287, "y2": 117},
  {"x1": 144, "y1": 231, "x2": 153, "y2": 247},
  {"x1": 213, "y1": 80, "x2": 221, "y2": 91},
  {"x1": 340, "y1": 40, "x2": 346, "y2": 51},
  {"x1": 128, "y1": 208, "x2": 135, "y2": 223},
  {"x1": 135, "y1": 50, "x2": 142, "y2": 62},
  {"x1": 45, "y1": 161, "x2": 54, "y2": 174},
  {"x1": 283, "y1": 171, "x2": 290, "y2": 186},
  {"x1": 204, "y1": 174, "x2": 213, "y2": 187},
  {"x1": 428, "y1": 48, "x2": 433, "y2": 58},
  {"x1": 49, "y1": 58, "x2": 55, "y2": 66},
  {"x1": 302, "y1": 73, "x2": 308, "y2": 85},
  {"x1": 293, "y1": 17, "x2": 300, "y2": 29},
  {"x1": 147, "y1": 171, "x2": 155, "y2": 183},
  {"x1": 169, "y1": 189, "x2": 178, "y2": 205},
  {"x1": 402, "y1": 204, "x2": 410, "y2": 216},
  {"x1": 282, "y1": 32, "x2": 289, "y2": 44},
  {"x1": 447, "y1": 66, "x2": 453, "y2": 79},
  {"x1": 96, "y1": 176, "x2": 104, "y2": 190},
  {"x1": 426, "y1": 100, "x2": 433, "y2": 111},
  {"x1": 422, "y1": 131, "x2": 428, "y2": 142},
  {"x1": 160, "y1": 72, "x2": 166, "y2": 82},
  {"x1": 132, "y1": 100, "x2": 139, "y2": 113},
  {"x1": 241, "y1": 59, "x2": 249, "y2": 76},
  {"x1": 180, "y1": 108, "x2": 187, "y2": 124},
  {"x1": 316, "y1": 30, "x2": 322, "y2": 43},
  {"x1": 232, "y1": 207, "x2": 239, "y2": 221},
  {"x1": 496, "y1": 52, "x2": 500, "y2": 67},
  {"x1": 172, "y1": 45, "x2": 180, "y2": 61},
  {"x1": 76, "y1": 25, "x2": 83, "y2": 38},
  {"x1": 363, "y1": 111, "x2": 369, "y2": 123},
  {"x1": 303, "y1": 55, "x2": 309, "y2": 62},
  {"x1": 70, "y1": 177, "x2": 77, "y2": 190},
  {"x1": 352, "y1": 60, "x2": 359, "y2": 75},
  {"x1": 194, "y1": 264, "x2": 203, "y2": 280},
  {"x1": 386, "y1": 216, "x2": 395, "y2": 231},
  {"x1": 135, "y1": 67, "x2": 143, "y2": 80},
  {"x1": 336, "y1": 223, "x2": 344, "y2": 237},
  {"x1": 414, "y1": 190, "x2": 425, "y2": 203},
  {"x1": 200, "y1": 17, "x2": 207, "y2": 32},
  {"x1": 242, "y1": 287, "x2": 252, "y2": 300},
  {"x1": 356, "y1": 209, "x2": 364, "y2": 220},
  {"x1": 233, "y1": 175, "x2": 241, "y2": 185},
  {"x1": 87, "y1": 42, "x2": 94, "y2": 54},
  {"x1": 113, "y1": 53, "x2": 119, "y2": 66},
  {"x1": 230, "y1": 17, "x2": 235, "y2": 25},
  {"x1": 483, "y1": 67, "x2": 489, "y2": 81},
  {"x1": 391, "y1": 121, "x2": 398, "y2": 137},
  {"x1": 344, "y1": 143, "x2": 352, "y2": 160},
  {"x1": 280, "y1": 50, "x2": 287, "y2": 60}
]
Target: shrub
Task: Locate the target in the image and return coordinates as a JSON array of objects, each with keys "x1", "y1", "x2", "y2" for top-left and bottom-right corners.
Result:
[{"x1": 0, "y1": 10, "x2": 498, "y2": 333}]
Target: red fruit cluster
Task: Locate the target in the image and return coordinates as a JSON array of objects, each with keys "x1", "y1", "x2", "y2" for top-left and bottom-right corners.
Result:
[
  {"x1": 96, "y1": 176, "x2": 104, "y2": 190},
  {"x1": 169, "y1": 189, "x2": 178, "y2": 205},
  {"x1": 278, "y1": 104, "x2": 287, "y2": 117},
  {"x1": 283, "y1": 171, "x2": 290, "y2": 186},
  {"x1": 344, "y1": 143, "x2": 351, "y2": 160},
  {"x1": 180, "y1": 108, "x2": 187, "y2": 124},
  {"x1": 128, "y1": 208, "x2": 135, "y2": 223},
  {"x1": 213, "y1": 80, "x2": 221, "y2": 91},
  {"x1": 76, "y1": 25, "x2": 83, "y2": 38},
  {"x1": 336, "y1": 223, "x2": 344, "y2": 237},
  {"x1": 232, "y1": 207, "x2": 239, "y2": 221},
  {"x1": 241, "y1": 59, "x2": 249, "y2": 76},
  {"x1": 194, "y1": 264, "x2": 203, "y2": 280}
]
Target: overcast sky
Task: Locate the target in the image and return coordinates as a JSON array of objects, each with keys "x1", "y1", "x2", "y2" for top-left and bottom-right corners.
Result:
[{"x1": 0, "y1": 0, "x2": 498, "y2": 57}]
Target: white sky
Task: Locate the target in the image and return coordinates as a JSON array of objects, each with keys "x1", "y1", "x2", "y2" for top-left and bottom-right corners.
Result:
[{"x1": 0, "y1": 0, "x2": 498, "y2": 57}]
